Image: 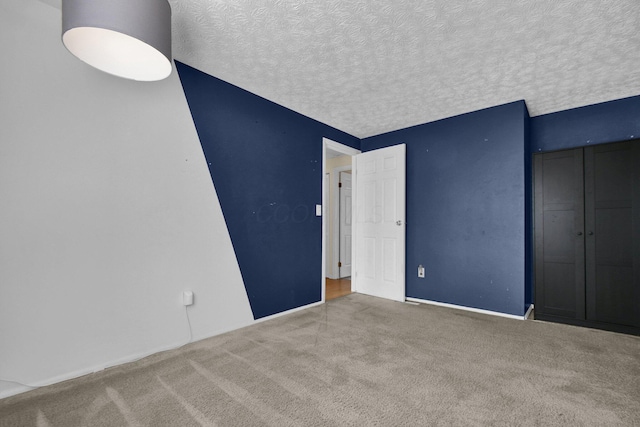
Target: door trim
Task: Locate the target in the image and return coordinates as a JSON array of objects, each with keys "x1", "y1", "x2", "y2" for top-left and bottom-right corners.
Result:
[{"x1": 322, "y1": 138, "x2": 360, "y2": 303}]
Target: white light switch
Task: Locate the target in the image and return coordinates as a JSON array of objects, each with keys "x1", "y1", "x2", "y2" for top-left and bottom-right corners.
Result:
[{"x1": 316, "y1": 204, "x2": 322, "y2": 216}]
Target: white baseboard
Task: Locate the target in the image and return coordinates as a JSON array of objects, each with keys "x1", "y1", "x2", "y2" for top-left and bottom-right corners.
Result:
[
  {"x1": 0, "y1": 338, "x2": 192, "y2": 399},
  {"x1": 524, "y1": 303, "x2": 534, "y2": 320},
  {"x1": 0, "y1": 302, "x2": 325, "y2": 400},
  {"x1": 0, "y1": 313, "x2": 258, "y2": 400},
  {"x1": 406, "y1": 297, "x2": 532, "y2": 321},
  {"x1": 253, "y1": 301, "x2": 324, "y2": 324},
  {"x1": 0, "y1": 384, "x2": 33, "y2": 400}
]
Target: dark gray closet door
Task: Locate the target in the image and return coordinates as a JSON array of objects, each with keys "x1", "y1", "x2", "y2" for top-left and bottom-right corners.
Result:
[
  {"x1": 534, "y1": 149, "x2": 585, "y2": 319},
  {"x1": 585, "y1": 141, "x2": 640, "y2": 327}
]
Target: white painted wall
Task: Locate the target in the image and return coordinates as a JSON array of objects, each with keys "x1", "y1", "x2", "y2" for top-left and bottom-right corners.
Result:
[{"x1": 0, "y1": 0, "x2": 254, "y2": 399}]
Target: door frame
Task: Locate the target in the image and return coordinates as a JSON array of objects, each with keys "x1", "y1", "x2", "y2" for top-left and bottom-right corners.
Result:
[{"x1": 322, "y1": 138, "x2": 360, "y2": 302}]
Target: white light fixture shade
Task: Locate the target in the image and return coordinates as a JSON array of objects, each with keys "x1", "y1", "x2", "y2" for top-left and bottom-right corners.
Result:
[{"x1": 62, "y1": 0, "x2": 172, "y2": 81}]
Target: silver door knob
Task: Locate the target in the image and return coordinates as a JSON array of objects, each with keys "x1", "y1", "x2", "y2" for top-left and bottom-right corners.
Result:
[{"x1": 396, "y1": 220, "x2": 403, "y2": 226}]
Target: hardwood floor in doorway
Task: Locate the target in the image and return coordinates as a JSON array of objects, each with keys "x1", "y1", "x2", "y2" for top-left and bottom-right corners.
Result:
[{"x1": 326, "y1": 277, "x2": 352, "y2": 301}]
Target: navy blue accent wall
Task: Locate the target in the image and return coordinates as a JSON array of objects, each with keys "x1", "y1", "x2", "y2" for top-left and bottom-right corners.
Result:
[
  {"x1": 175, "y1": 62, "x2": 359, "y2": 319},
  {"x1": 531, "y1": 95, "x2": 640, "y2": 153},
  {"x1": 362, "y1": 101, "x2": 528, "y2": 316}
]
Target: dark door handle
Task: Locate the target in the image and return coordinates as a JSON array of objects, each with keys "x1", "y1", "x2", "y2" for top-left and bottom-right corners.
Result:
[
  {"x1": 577, "y1": 232, "x2": 583, "y2": 236},
  {"x1": 588, "y1": 231, "x2": 594, "y2": 235}
]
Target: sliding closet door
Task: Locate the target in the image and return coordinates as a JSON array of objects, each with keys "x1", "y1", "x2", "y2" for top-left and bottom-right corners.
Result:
[
  {"x1": 534, "y1": 149, "x2": 585, "y2": 319},
  {"x1": 584, "y1": 141, "x2": 640, "y2": 327}
]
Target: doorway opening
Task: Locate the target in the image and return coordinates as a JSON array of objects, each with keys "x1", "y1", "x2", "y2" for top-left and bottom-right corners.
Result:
[
  {"x1": 322, "y1": 138, "x2": 360, "y2": 302},
  {"x1": 325, "y1": 277, "x2": 352, "y2": 301}
]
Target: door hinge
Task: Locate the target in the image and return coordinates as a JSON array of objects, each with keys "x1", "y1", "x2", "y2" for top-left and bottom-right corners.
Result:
[
  {"x1": 338, "y1": 182, "x2": 342, "y2": 188},
  {"x1": 338, "y1": 262, "x2": 342, "y2": 267}
]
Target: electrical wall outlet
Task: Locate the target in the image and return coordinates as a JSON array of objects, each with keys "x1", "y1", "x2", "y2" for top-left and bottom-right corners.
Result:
[
  {"x1": 183, "y1": 291, "x2": 194, "y2": 306},
  {"x1": 418, "y1": 265, "x2": 425, "y2": 278}
]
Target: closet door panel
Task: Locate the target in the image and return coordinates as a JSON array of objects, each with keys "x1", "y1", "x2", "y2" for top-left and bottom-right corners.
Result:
[
  {"x1": 534, "y1": 149, "x2": 585, "y2": 319},
  {"x1": 594, "y1": 266, "x2": 634, "y2": 324},
  {"x1": 635, "y1": 141, "x2": 640, "y2": 328},
  {"x1": 585, "y1": 141, "x2": 639, "y2": 327}
]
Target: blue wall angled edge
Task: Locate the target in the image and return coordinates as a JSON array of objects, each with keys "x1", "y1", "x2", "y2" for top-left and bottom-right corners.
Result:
[
  {"x1": 362, "y1": 101, "x2": 528, "y2": 316},
  {"x1": 175, "y1": 61, "x2": 359, "y2": 319},
  {"x1": 531, "y1": 95, "x2": 640, "y2": 153}
]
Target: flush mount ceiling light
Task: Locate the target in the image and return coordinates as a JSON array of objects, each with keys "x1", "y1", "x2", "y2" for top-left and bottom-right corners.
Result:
[{"x1": 62, "y1": 0, "x2": 172, "y2": 81}]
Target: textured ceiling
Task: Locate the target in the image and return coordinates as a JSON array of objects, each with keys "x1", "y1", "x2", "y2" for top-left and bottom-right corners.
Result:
[{"x1": 43, "y1": 0, "x2": 640, "y2": 138}]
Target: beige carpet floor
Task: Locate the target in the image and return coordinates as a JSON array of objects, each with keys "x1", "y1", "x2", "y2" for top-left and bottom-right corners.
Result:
[{"x1": 1, "y1": 293, "x2": 639, "y2": 426}]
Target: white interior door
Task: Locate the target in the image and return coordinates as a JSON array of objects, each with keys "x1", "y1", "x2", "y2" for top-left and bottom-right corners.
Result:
[
  {"x1": 339, "y1": 171, "x2": 352, "y2": 278},
  {"x1": 353, "y1": 144, "x2": 406, "y2": 302}
]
